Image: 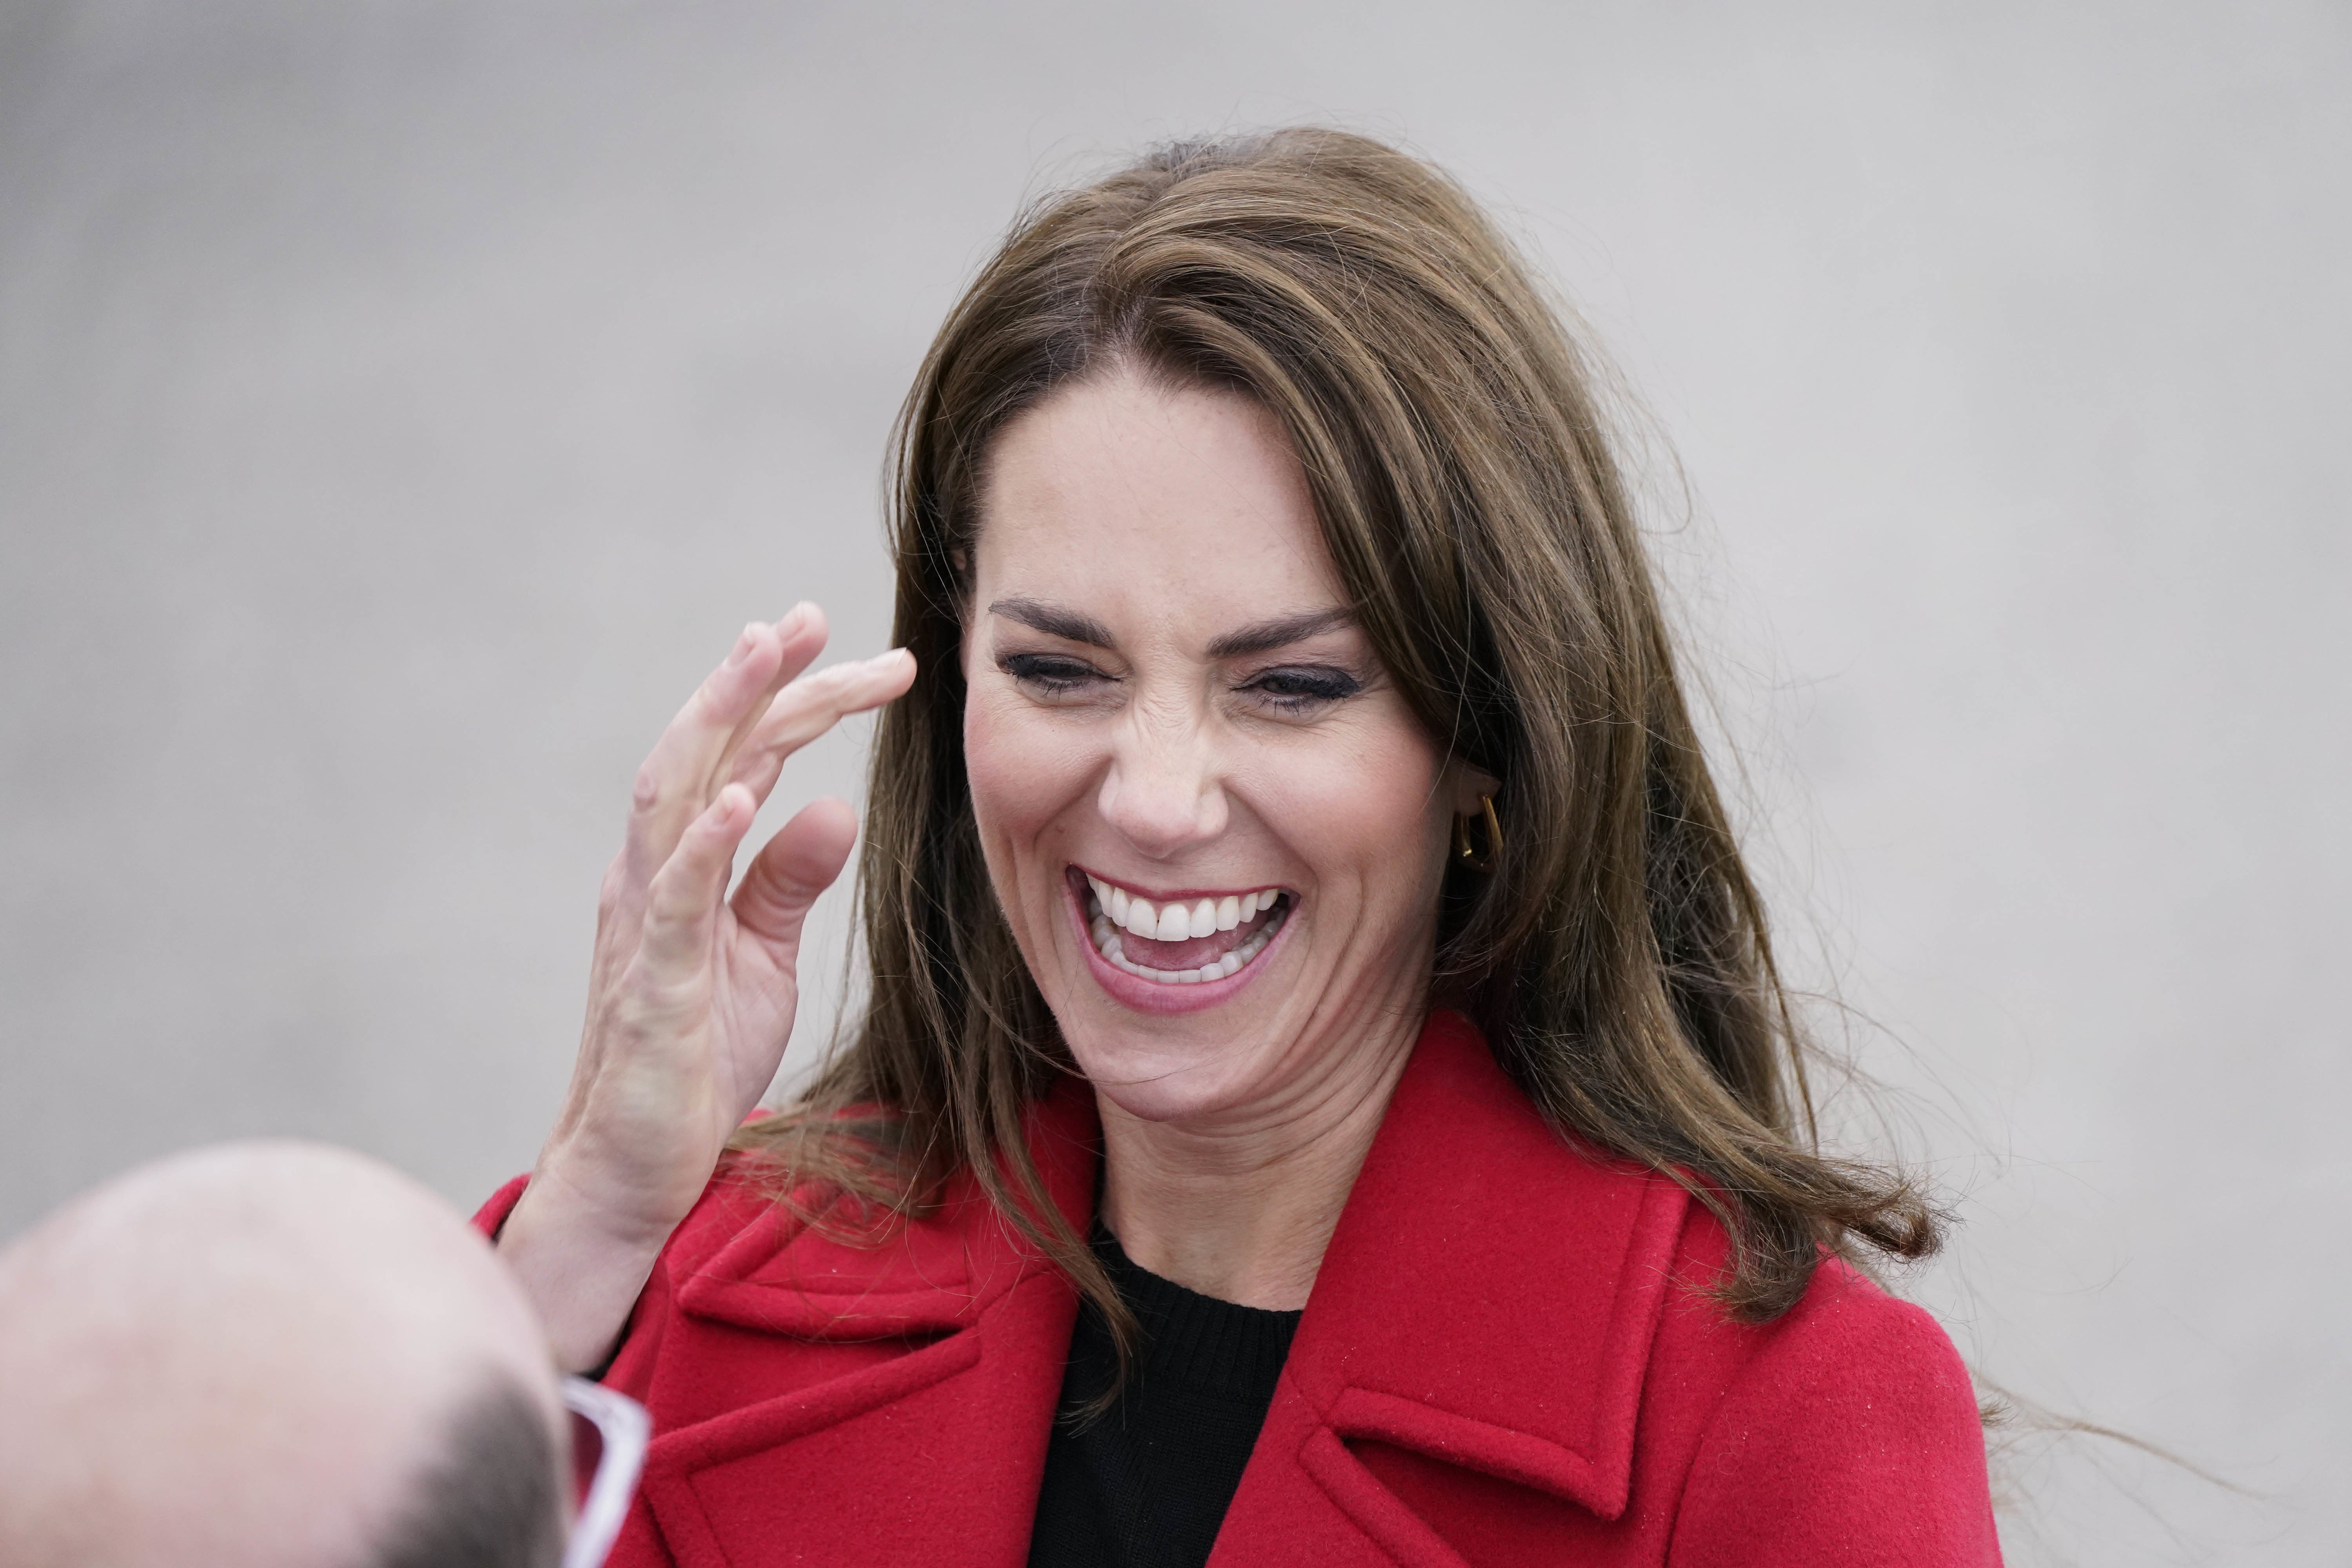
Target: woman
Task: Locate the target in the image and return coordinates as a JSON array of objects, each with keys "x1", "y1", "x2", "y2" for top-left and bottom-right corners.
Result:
[{"x1": 488, "y1": 129, "x2": 2000, "y2": 1566}]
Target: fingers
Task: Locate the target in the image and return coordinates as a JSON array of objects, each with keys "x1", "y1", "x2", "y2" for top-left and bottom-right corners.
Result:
[
  {"x1": 703, "y1": 613, "x2": 833, "y2": 810},
  {"x1": 724, "y1": 648, "x2": 918, "y2": 805},
  {"x1": 733, "y1": 797, "x2": 860, "y2": 946},
  {"x1": 608, "y1": 613, "x2": 912, "y2": 977},
  {"x1": 619, "y1": 607, "x2": 828, "y2": 915},
  {"x1": 637, "y1": 784, "x2": 758, "y2": 980}
]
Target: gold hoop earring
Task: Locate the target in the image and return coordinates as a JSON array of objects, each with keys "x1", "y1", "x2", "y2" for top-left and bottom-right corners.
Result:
[{"x1": 1454, "y1": 794, "x2": 1502, "y2": 873}]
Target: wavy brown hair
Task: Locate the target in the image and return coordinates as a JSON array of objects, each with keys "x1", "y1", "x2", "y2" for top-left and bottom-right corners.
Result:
[{"x1": 735, "y1": 126, "x2": 1938, "y2": 1337}]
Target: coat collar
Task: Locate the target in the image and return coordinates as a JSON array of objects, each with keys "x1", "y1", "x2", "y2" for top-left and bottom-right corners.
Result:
[
  {"x1": 664, "y1": 1077, "x2": 1100, "y2": 1341},
  {"x1": 630, "y1": 1085, "x2": 1102, "y2": 1568},
  {"x1": 1276, "y1": 1009, "x2": 1689, "y2": 1523},
  {"x1": 632, "y1": 1010, "x2": 1690, "y2": 1564}
]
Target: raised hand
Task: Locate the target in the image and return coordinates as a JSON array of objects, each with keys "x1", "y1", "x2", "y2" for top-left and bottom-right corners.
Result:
[{"x1": 498, "y1": 605, "x2": 916, "y2": 1370}]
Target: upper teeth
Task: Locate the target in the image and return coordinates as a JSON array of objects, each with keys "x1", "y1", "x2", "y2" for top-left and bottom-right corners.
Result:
[{"x1": 1084, "y1": 874, "x2": 1283, "y2": 941}]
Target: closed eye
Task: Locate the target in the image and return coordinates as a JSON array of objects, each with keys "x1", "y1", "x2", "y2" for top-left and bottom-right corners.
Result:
[
  {"x1": 1000, "y1": 651, "x2": 1112, "y2": 695},
  {"x1": 1241, "y1": 665, "x2": 1362, "y2": 713}
]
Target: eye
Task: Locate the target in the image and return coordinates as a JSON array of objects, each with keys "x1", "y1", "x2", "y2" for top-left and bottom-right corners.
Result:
[
  {"x1": 1000, "y1": 651, "x2": 1111, "y2": 696},
  {"x1": 1241, "y1": 665, "x2": 1363, "y2": 714}
]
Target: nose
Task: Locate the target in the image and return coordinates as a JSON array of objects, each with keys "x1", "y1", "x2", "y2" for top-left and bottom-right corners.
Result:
[{"x1": 1096, "y1": 702, "x2": 1229, "y2": 860}]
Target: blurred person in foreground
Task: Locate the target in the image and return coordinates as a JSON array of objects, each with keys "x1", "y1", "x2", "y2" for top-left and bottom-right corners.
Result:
[{"x1": 0, "y1": 1141, "x2": 644, "y2": 1568}]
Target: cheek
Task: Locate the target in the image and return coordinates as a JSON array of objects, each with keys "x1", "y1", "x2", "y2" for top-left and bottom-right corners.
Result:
[
  {"x1": 1259, "y1": 724, "x2": 1450, "y2": 902},
  {"x1": 962, "y1": 688, "x2": 1093, "y2": 862}
]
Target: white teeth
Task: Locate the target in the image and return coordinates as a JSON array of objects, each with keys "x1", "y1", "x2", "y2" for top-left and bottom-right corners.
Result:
[
  {"x1": 1080, "y1": 875, "x2": 1289, "y2": 978},
  {"x1": 1086, "y1": 892, "x2": 1288, "y2": 986},
  {"x1": 1084, "y1": 877, "x2": 1287, "y2": 932}
]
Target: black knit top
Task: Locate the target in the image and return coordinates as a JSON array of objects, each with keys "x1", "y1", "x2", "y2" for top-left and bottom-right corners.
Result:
[{"x1": 1025, "y1": 1228, "x2": 1303, "y2": 1568}]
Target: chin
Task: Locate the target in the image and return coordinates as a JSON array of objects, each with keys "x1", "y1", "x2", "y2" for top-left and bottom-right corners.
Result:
[{"x1": 1060, "y1": 1027, "x2": 1274, "y2": 1124}]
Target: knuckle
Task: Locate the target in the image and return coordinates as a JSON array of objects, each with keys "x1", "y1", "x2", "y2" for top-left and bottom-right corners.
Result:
[
  {"x1": 604, "y1": 976, "x2": 693, "y2": 1038},
  {"x1": 646, "y1": 859, "x2": 717, "y2": 922},
  {"x1": 630, "y1": 762, "x2": 664, "y2": 813},
  {"x1": 781, "y1": 671, "x2": 835, "y2": 710},
  {"x1": 626, "y1": 940, "x2": 709, "y2": 1007},
  {"x1": 689, "y1": 678, "x2": 734, "y2": 722}
]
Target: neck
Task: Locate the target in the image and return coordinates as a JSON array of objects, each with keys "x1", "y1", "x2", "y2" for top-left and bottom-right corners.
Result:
[{"x1": 1094, "y1": 1005, "x2": 1423, "y2": 1311}]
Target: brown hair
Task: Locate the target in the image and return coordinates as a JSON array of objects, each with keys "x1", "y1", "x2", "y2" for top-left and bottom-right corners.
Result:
[{"x1": 736, "y1": 126, "x2": 1937, "y2": 1339}]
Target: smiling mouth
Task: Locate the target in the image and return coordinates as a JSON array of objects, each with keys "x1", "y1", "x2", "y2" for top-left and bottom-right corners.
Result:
[{"x1": 1073, "y1": 869, "x2": 1293, "y2": 985}]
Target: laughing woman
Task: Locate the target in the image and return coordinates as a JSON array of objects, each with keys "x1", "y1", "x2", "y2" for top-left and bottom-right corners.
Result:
[{"x1": 488, "y1": 129, "x2": 2001, "y2": 1568}]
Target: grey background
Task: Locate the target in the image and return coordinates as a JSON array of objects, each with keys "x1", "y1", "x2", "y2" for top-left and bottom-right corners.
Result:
[{"x1": 2, "y1": 2, "x2": 2343, "y2": 1561}]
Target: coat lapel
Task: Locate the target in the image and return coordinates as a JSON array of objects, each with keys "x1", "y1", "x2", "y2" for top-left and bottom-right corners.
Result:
[
  {"x1": 630, "y1": 1083, "x2": 1100, "y2": 1568},
  {"x1": 608, "y1": 1012, "x2": 1689, "y2": 1568},
  {"x1": 1213, "y1": 1011, "x2": 1691, "y2": 1566}
]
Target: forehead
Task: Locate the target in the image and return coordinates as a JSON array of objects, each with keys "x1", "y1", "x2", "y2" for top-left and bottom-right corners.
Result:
[{"x1": 973, "y1": 372, "x2": 1344, "y2": 627}]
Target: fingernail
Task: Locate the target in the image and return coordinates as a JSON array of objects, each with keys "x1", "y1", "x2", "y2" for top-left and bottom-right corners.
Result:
[
  {"x1": 780, "y1": 601, "x2": 815, "y2": 631},
  {"x1": 724, "y1": 624, "x2": 760, "y2": 668}
]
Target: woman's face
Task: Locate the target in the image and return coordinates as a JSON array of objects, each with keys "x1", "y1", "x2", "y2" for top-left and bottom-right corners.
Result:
[{"x1": 962, "y1": 368, "x2": 1482, "y2": 1127}]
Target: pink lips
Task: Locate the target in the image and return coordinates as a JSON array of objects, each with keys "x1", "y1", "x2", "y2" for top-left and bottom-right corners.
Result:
[{"x1": 1065, "y1": 875, "x2": 1293, "y2": 1016}]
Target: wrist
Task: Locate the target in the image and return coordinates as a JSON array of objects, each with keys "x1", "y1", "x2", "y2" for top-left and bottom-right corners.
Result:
[
  {"x1": 497, "y1": 1168, "x2": 671, "y2": 1374},
  {"x1": 526, "y1": 1142, "x2": 689, "y2": 1255}
]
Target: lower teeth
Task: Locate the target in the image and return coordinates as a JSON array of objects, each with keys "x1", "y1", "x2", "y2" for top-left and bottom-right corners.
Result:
[{"x1": 1087, "y1": 895, "x2": 1286, "y2": 984}]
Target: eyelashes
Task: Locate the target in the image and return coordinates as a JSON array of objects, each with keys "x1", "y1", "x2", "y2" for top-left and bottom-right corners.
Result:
[
  {"x1": 996, "y1": 652, "x2": 1363, "y2": 712},
  {"x1": 1243, "y1": 667, "x2": 1362, "y2": 711},
  {"x1": 999, "y1": 652, "x2": 1097, "y2": 694}
]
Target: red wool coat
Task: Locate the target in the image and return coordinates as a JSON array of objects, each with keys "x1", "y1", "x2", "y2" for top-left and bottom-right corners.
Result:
[{"x1": 479, "y1": 1011, "x2": 2001, "y2": 1566}]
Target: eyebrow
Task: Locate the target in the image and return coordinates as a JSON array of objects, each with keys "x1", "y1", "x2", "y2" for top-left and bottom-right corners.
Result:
[
  {"x1": 987, "y1": 597, "x2": 1354, "y2": 659},
  {"x1": 988, "y1": 597, "x2": 1116, "y2": 648},
  {"x1": 1205, "y1": 607, "x2": 1355, "y2": 659}
]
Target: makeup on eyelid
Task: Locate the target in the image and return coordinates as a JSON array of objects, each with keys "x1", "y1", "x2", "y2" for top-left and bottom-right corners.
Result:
[{"x1": 996, "y1": 651, "x2": 1364, "y2": 706}]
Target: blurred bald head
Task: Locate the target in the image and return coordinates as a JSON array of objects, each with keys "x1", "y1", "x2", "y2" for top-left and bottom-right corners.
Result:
[{"x1": 0, "y1": 1142, "x2": 567, "y2": 1568}]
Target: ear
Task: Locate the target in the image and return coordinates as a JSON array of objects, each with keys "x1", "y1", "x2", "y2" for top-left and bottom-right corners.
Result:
[{"x1": 1441, "y1": 759, "x2": 1501, "y2": 818}]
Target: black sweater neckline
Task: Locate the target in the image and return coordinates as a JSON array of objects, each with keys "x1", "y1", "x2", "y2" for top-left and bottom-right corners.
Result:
[{"x1": 1090, "y1": 1226, "x2": 1304, "y2": 1401}]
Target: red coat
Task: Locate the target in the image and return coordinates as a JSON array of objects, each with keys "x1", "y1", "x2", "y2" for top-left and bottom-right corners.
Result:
[{"x1": 480, "y1": 1011, "x2": 2000, "y2": 1566}]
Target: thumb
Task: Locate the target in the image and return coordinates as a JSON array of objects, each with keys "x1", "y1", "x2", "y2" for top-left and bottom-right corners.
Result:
[{"x1": 732, "y1": 796, "x2": 859, "y2": 947}]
